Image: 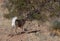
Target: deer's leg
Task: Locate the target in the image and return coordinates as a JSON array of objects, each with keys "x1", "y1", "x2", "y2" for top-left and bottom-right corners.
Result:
[
  {"x1": 20, "y1": 26, "x2": 24, "y2": 31},
  {"x1": 15, "y1": 26, "x2": 18, "y2": 34},
  {"x1": 20, "y1": 26, "x2": 27, "y2": 32}
]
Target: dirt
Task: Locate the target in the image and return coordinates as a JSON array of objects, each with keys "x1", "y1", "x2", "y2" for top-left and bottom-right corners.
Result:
[
  {"x1": 0, "y1": 0, "x2": 60, "y2": 41},
  {"x1": 0, "y1": 21, "x2": 60, "y2": 41}
]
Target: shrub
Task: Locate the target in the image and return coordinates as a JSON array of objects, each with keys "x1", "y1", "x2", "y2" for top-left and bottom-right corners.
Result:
[
  {"x1": 52, "y1": 20, "x2": 60, "y2": 30},
  {"x1": 3, "y1": 0, "x2": 60, "y2": 21},
  {"x1": 27, "y1": 11, "x2": 48, "y2": 22},
  {"x1": 4, "y1": 13, "x2": 24, "y2": 19}
]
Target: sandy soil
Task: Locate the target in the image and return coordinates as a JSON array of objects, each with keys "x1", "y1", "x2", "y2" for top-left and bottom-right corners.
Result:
[{"x1": 0, "y1": 0, "x2": 60, "y2": 41}]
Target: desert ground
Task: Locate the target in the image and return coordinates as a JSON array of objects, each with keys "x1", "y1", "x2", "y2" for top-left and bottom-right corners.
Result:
[{"x1": 0, "y1": 0, "x2": 60, "y2": 41}]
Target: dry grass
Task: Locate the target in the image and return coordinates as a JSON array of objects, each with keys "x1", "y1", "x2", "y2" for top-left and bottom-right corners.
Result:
[{"x1": 0, "y1": 0, "x2": 60, "y2": 41}]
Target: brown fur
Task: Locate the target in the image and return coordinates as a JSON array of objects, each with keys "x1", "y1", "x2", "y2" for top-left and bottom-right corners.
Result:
[
  {"x1": 14, "y1": 19, "x2": 26, "y2": 34},
  {"x1": 15, "y1": 19, "x2": 26, "y2": 27}
]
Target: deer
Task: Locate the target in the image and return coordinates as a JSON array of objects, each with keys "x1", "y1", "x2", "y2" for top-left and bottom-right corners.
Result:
[{"x1": 10, "y1": 16, "x2": 27, "y2": 35}]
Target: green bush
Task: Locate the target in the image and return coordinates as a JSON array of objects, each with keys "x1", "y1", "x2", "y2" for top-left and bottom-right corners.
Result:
[
  {"x1": 52, "y1": 20, "x2": 60, "y2": 30},
  {"x1": 31, "y1": 13, "x2": 41, "y2": 20},
  {"x1": 4, "y1": 13, "x2": 24, "y2": 19},
  {"x1": 4, "y1": 0, "x2": 60, "y2": 21},
  {"x1": 27, "y1": 12, "x2": 48, "y2": 22}
]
